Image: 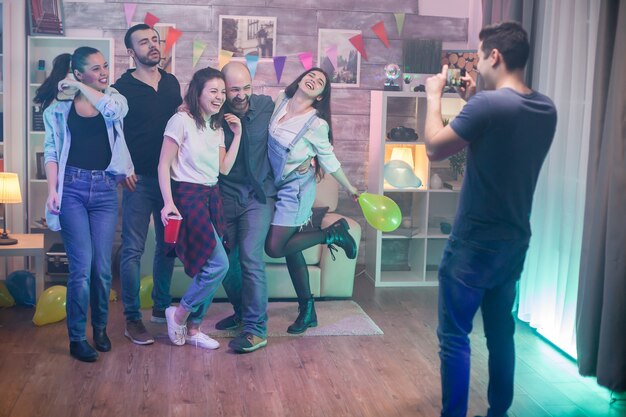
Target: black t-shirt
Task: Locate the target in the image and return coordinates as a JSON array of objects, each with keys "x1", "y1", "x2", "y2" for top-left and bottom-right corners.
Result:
[
  {"x1": 449, "y1": 88, "x2": 557, "y2": 241},
  {"x1": 112, "y1": 69, "x2": 182, "y2": 177},
  {"x1": 66, "y1": 103, "x2": 112, "y2": 170}
]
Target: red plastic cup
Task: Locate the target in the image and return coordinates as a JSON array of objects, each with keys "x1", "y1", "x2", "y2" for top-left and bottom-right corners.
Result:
[{"x1": 164, "y1": 214, "x2": 183, "y2": 244}]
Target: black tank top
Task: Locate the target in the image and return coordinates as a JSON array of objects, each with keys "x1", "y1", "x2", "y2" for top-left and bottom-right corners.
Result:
[{"x1": 66, "y1": 103, "x2": 112, "y2": 170}]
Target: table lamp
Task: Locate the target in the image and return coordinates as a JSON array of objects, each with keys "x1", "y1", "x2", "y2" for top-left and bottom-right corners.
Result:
[{"x1": 0, "y1": 172, "x2": 22, "y2": 245}]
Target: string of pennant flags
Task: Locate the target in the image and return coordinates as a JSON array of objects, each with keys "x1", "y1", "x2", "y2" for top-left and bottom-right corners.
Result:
[{"x1": 123, "y1": 3, "x2": 407, "y2": 83}]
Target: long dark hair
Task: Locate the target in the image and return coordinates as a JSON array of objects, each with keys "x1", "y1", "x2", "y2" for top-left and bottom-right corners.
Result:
[
  {"x1": 184, "y1": 67, "x2": 225, "y2": 131},
  {"x1": 33, "y1": 46, "x2": 101, "y2": 110},
  {"x1": 284, "y1": 67, "x2": 333, "y2": 179}
]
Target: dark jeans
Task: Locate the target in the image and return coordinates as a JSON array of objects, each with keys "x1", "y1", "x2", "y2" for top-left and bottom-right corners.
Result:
[
  {"x1": 120, "y1": 176, "x2": 175, "y2": 321},
  {"x1": 437, "y1": 236, "x2": 529, "y2": 417},
  {"x1": 59, "y1": 166, "x2": 118, "y2": 342},
  {"x1": 220, "y1": 195, "x2": 274, "y2": 338}
]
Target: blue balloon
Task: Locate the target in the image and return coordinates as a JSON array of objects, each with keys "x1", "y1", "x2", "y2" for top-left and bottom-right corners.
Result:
[
  {"x1": 6, "y1": 270, "x2": 36, "y2": 307},
  {"x1": 384, "y1": 160, "x2": 422, "y2": 188}
]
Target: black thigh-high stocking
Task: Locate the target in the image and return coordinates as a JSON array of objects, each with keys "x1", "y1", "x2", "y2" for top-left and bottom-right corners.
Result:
[
  {"x1": 286, "y1": 251, "x2": 310, "y2": 300},
  {"x1": 265, "y1": 225, "x2": 325, "y2": 259}
]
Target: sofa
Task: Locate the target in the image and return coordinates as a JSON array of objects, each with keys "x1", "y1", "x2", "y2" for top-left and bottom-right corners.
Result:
[{"x1": 139, "y1": 175, "x2": 361, "y2": 299}]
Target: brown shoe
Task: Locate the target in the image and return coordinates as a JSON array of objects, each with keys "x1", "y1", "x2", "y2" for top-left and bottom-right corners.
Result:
[{"x1": 124, "y1": 320, "x2": 155, "y2": 345}]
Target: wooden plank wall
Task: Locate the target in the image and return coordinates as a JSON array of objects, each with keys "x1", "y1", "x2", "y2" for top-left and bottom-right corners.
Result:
[{"x1": 64, "y1": 1, "x2": 468, "y2": 263}]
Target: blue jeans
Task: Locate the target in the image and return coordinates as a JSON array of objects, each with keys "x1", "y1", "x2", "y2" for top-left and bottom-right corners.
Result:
[
  {"x1": 59, "y1": 166, "x2": 118, "y2": 342},
  {"x1": 181, "y1": 227, "x2": 229, "y2": 324},
  {"x1": 120, "y1": 176, "x2": 175, "y2": 321},
  {"x1": 220, "y1": 194, "x2": 274, "y2": 338},
  {"x1": 437, "y1": 236, "x2": 528, "y2": 417}
]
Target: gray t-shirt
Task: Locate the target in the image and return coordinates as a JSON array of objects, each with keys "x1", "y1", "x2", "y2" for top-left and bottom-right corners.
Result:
[{"x1": 449, "y1": 88, "x2": 557, "y2": 241}]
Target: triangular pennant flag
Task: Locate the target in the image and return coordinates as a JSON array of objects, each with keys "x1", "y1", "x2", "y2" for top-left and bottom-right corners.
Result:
[
  {"x1": 123, "y1": 3, "x2": 137, "y2": 27},
  {"x1": 192, "y1": 40, "x2": 206, "y2": 68},
  {"x1": 394, "y1": 13, "x2": 406, "y2": 36},
  {"x1": 164, "y1": 27, "x2": 182, "y2": 55},
  {"x1": 144, "y1": 12, "x2": 159, "y2": 28},
  {"x1": 218, "y1": 50, "x2": 234, "y2": 70},
  {"x1": 245, "y1": 55, "x2": 259, "y2": 79},
  {"x1": 348, "y1": 34, "x2": 368, "y2": 61},
  {"x1": 325, "y1": 45, "x2": 338, "y2": 70},
  {"x1": 298, "y1": 52, "x2": 313, "y2": 70},
  {"x1": 371, "y1": 21, "x2": 390, "y2": 48},
  {"x1": 273, "y1": 56, "x2": 286, "y2": 83}
]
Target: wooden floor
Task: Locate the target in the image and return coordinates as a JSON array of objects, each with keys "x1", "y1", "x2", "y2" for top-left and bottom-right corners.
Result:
[{"x1": 0, "y1": 272, "x2": 622, "y2": 417}]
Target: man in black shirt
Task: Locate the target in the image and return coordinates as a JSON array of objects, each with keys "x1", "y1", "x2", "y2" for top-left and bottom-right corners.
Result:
[
  {"x1": 214, "y1": 62, "x2": 276, "y2": 353},
  {"x1": 112, "y1": 24, "x2": 182, "y2": 345}
]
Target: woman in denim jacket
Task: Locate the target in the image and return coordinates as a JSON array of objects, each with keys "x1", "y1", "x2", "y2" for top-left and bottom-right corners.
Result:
[{"x1": 36, "y1": 47, "x2": 133, "y2": 362}]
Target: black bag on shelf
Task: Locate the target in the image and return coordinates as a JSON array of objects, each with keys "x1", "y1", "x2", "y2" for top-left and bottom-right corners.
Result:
[{"x1": 387, "y1": 126, "x2": 418, "y2": 142}]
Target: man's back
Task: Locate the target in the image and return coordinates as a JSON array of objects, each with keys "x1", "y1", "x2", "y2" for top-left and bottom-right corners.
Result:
[{"x1": 450, "y1": 88, "x2": 557, "y2": 241}]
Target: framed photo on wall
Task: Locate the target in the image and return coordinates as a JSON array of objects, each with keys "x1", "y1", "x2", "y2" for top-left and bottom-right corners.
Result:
[
  {"x1": 28, "y1": 0, "x2": 65, "y2": 35},
  {"x1": 129, "y1": 22, "x2": 176, "y2": 74},
  {"x1": 218, "y1": 15, "x2": 277, "y2": 61},
  {"x1": 317, "y1": 29, "x2": 361, "y2": 88}
]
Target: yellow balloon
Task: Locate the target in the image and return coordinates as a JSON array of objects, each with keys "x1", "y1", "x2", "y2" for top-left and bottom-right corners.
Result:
[
  {"x1": 358, "y1": 192, "x2": 402, "y2": 232},
  {"x1": 109, "y1": 289, "x2": 118, "y2": 302},
  {"x1": 0, "y1": 282, "x2": 15, "y2": 307},
  {"x1": 33, "y1": 285, "x2": 67, "y2": 326},
  {"x1": 139, "y1": 276, "x2": 154, "y2": 309}
]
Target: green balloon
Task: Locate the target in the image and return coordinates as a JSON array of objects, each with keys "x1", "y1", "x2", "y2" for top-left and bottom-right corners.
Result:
[
  {"x1": 358, "y1": 192, "x2": 402, "y2": 232},
  {"x1": 0, "y1": 282, "x2": 15, "y2": 307},
  {"x1": 139, "y1": 276, "x2": 154, "y2": 309}
]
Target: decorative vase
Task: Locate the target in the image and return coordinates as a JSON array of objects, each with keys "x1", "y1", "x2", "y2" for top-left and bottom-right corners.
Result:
[{"x1": 430, "y1": 173, "x2": 443, "y2": 190}]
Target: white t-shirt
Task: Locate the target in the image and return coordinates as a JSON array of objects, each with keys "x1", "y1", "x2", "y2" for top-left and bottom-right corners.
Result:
[
  {"x1": 163, "y1": 112, "x2": 225, "y2": 186},
  {"x1": 269, "y1": 92, "x2": 341, "y2": 176}
]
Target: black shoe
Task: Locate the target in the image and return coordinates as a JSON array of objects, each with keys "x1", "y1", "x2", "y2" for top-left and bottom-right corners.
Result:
[
  {"x1": 287, "y1": 298, "x2": 318, "y2": 334},
  {"x1": 324, "y1": 218, "x2": 357, "y2": 260},
  {"x1": 70, "y1": 341, "x2": 99, "y2": 362},
  {"x1": 93, "y1": 328, "x2": 111, "y2": 352},
  {"x1": 215, "y1": 314, "x2": 243, "y2": 331}
]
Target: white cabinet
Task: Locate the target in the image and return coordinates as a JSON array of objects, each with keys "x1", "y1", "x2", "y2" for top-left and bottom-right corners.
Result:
[
  {"x1": 365, "y1": 91, "x2": 465, "y2": 287},
  {"x1": 26, "y1": 36, "x2": 114, "y2": 231}
]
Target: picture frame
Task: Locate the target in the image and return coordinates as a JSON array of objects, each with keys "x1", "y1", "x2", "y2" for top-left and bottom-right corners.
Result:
[
  {"x1": 218, "y1": 15, "x2": 277, "y2": 61},
  {"x1": 28, "y1": 0, "x2": 65, "y2": 36},
  {"x1": 129, "y1": 22, "x2": 176, "y2": 74},
  {"x1": 317, "y1": 29, "x2": 361, "y2": 88}
]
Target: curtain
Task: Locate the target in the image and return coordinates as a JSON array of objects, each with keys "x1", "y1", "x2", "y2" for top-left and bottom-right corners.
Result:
[
  {"x1": 516, "y1": 0, "x2": 600, "y2": 358},
  {"x1": 576, "y1": 0, "x2": 626, "y2": 392}
]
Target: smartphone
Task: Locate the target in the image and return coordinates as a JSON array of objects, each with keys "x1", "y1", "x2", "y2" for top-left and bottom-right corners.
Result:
[{"x1": 446, "y1": 68, "x2": 461, "y2": 87}]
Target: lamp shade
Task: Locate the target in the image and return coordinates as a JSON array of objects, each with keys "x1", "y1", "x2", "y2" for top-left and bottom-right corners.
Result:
[{"x1": 0, "y1": 173, "x2": 22, "y2": 204}]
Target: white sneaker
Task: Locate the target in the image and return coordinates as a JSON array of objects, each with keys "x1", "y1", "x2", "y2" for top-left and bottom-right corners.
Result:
[
  {"x1": 185, "y1": 332, "x2": 220, "y2": 350},
  {"x1": 165, "y1": 306, "x2": 187, "y2": 346}
]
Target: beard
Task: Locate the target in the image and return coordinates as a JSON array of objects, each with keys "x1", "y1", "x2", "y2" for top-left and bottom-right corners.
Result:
[
  {"x1": 135, "y1": 50, "x2": 161, "y2": 67},
  {"x1": 228, "y1": 96, "x2": 250, "y2": 114}
]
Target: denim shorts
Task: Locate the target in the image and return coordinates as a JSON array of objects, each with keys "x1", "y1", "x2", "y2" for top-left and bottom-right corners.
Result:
[{"x1": 272, "y1": 168, "x2": 316, "y2": 227}]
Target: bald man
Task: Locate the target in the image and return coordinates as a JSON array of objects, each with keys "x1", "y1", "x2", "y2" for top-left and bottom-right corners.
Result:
[{"x1": 215, "y1": 62, "x2": 276, "y2": 353}]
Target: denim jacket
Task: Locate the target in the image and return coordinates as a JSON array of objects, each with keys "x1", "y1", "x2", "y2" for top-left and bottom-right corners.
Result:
[{"x1": 43, "y1": 86, "x2": 134, "y2": 231}]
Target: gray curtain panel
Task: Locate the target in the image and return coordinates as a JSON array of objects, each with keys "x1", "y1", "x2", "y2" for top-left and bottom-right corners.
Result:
[{"x1": 576, "y1": 0, "x2": 626, "y2": 392}]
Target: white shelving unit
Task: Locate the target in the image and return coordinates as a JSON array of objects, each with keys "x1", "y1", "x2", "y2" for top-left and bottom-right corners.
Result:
[
  {"x1": 26, "y1": 36, "x2": 114, "y2": 231},
  {"x1": 365, "y1": 91, "x2": 465, "y2": 287}
]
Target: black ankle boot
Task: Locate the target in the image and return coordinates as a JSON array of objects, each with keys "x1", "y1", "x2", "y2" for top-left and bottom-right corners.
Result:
[
  {"x1": 93, "y1": 328, "x2": 111, "y2": 352},
  {"x1": 324, "y1": 218, "x2": 357, "y2": 260},
  {"x1": 287, "y1": 298, "x2": 318, "y2": 334},
  {"x1": 70, "y1": 340, "x2": 99, "y2": 362}
]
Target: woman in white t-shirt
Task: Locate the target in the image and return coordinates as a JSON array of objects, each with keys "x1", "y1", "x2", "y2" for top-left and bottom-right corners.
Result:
[
  {"x1": 264, "y1": 68, "x2": 359, "y2": 334},
  {"x1": 157, "y1": 67, "x2": 242, "y2": 349}
]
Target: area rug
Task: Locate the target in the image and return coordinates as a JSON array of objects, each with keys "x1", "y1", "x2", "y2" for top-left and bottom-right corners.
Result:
[{"x1": 200, "y1": 300, "x2": 384, "y2": 337}]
